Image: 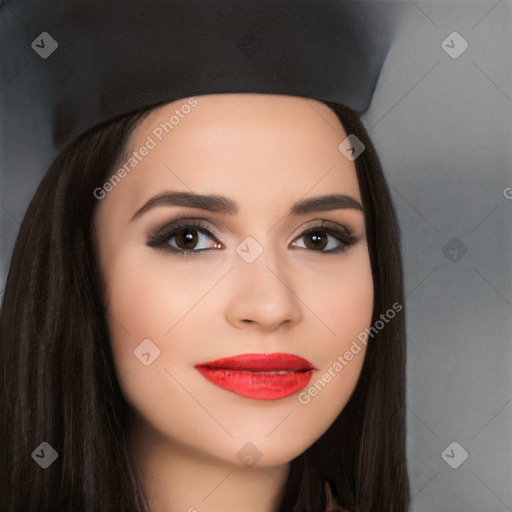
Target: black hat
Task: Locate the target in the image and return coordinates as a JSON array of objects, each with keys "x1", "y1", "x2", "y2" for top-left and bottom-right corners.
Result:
[{"x1": 1, "y1": 0, "x2": 399, "y2": 165}]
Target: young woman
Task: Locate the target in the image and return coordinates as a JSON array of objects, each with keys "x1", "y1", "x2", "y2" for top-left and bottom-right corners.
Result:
[
  {"x1": 0, "y1": 92, "x2": 409, "y2": 511},
  {"x1": 0, "y1": 0, "x2": 409, "y2": 509}
]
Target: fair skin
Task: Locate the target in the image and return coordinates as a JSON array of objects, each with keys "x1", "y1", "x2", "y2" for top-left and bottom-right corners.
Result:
[{"x1": 93, "y1": 94, "x2": 373, "y2": 512}]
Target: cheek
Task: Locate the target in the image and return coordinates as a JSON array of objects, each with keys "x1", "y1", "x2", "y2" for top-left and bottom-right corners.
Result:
[
  {"x1": 288, "y1": 252, "x2": 373, "y2": 442},
  {"x1": 300, "y1": 247, "x2": 374, "y2": 354},
  {"x1": 102, "y1": 252, "x2": 208, "y2": 438},
  {"x1": 103, "y1": 248, "x2": 209, "y2": 350},
  {"x1": 102, "y1": 250, "x2": 189, "y2": 376},
  {"x1": 321, "y1": 262, "x2": 373, "y2": 336}
]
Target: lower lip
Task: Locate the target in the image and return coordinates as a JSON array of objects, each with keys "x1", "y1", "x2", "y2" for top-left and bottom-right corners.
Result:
[{"x1": 195, "y1": 367, "x2": 314, "y2": 400}]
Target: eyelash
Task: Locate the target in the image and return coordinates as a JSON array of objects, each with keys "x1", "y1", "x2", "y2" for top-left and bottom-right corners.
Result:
[{"x1": 146, "y1": 216, "x2": 360, "y2": 256}]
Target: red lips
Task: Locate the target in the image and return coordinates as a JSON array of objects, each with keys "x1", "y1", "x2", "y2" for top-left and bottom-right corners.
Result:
[{"x1": 195, "y1": 353, "x2": 315, "y2": 400}]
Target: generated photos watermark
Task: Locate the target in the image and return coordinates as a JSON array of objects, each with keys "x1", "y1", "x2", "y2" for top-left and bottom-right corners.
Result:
[
  {"x1": 93, "y1": 97, "x2": 198, "y2": 200},
  {"x1": 298, "y1": 301, "x2": 402, "y2": 405}
]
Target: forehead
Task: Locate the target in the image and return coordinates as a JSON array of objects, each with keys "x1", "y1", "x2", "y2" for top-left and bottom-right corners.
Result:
[{"x1": 102, "y1": 94, "x2": 362, "y2": 217}]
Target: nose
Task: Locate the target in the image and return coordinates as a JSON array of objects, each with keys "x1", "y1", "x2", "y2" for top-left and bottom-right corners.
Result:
[{"x1": 224, "y1": 248, "x2": 303, "y2": 332}]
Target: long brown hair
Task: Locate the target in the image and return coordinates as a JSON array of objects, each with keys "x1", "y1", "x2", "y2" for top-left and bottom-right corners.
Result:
[{"x1": 0, "y1": 99, "x2": 409, "y2": 512}]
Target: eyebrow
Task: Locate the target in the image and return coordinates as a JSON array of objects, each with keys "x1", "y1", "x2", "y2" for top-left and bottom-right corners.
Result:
[{"x1": 130, "y1": 191, "x2": 363, "y2": 221}]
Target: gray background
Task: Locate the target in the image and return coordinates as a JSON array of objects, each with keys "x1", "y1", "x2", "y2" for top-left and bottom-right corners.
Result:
[
  {"x1": 1, "y1": 1, "x2": 511, "y2": 510},
  {"x1": 364, "y1": 1, "x2": 512, "y2": 511}
]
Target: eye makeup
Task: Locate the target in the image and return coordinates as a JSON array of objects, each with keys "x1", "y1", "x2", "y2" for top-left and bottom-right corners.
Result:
[{"x1": 146, "y1": 214, "x2": 362, "y2": 256}]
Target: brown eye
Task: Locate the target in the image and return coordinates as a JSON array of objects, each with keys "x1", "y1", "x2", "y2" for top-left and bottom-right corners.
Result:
[
  {"x1": 147, "y1": 220, "x2": 222, "y2": 255},
  {"x1": 291, "y1": 225, "x2": 356, "y2": 254},
  {"x1": 303, "y1": 230, "x2": 328, "y2": 251},
  {"x1": 173, "y1": 227, "x2": 199, "y2": 251}
]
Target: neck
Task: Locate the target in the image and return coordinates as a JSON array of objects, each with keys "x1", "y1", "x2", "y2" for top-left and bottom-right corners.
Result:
[{"x1": 128, "y1": 419, "x2": 290, "y2": 512}]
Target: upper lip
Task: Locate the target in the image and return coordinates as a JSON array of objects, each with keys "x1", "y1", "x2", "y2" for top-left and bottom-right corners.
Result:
[{"x1": 195, "y1": 352, "x2": 315, "y2": 372}]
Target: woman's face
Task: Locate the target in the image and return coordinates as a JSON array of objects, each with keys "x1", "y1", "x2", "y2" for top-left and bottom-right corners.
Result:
[{"x1": 94, "y1": 93, "x2": 373, "y2": 469}]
